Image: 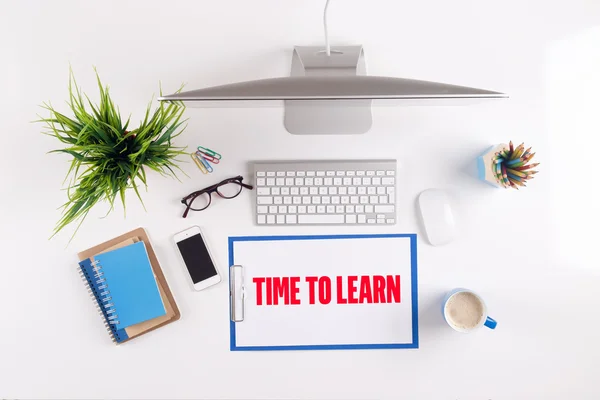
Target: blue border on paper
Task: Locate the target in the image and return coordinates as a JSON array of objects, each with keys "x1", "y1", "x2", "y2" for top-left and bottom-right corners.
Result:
[{"x1": 228, "y1": 234, "x2": 418, "y2": 351}]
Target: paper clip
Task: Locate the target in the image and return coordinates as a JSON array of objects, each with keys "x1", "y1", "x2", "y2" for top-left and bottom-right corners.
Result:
[
  {"x1": 197, "y1": 146, "x2": 222, "y2": 160},
  {"x1": 191, "y1": 153, "x2": 208, "y2": 174},
  {"x1": 197, "y1": 153, "x2": 214, "y2": 173},
  {"x1": 196, "y1": 150, "x2": 220, "y2": 164}
]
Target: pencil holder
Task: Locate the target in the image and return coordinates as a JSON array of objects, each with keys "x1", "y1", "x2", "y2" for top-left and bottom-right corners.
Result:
[{"x1": 477, "y1": 142, "x2": 539, "y2": 189}]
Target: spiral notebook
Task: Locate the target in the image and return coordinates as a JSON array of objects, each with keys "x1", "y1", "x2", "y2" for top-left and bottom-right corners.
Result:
[{"x1": 78, "y1": 240, "x2": 167, "y2": 343}]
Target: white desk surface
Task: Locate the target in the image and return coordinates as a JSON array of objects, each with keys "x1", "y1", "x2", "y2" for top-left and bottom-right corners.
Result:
[{"x1": 1, "y1": 0, "x2": 600, "y2": 399}]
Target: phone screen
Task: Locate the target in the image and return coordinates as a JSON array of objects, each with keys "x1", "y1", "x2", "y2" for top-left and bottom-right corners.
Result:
[{"x1": 176, "y1": 233, "x2": 218, "y2": 283}]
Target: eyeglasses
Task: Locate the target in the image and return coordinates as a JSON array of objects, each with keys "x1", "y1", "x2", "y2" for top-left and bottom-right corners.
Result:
[{"x1": 181, "y1": 175, "x2": 254, "y2": 218}]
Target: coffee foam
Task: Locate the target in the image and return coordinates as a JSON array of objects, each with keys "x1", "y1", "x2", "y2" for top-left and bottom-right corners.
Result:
[{"x1": 445, "y1": 292, "x2": 484, "y2": 330}]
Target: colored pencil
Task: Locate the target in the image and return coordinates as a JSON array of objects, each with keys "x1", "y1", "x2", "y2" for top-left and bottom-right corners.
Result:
[
  {"x1": 509, "y1": 141, "x2": 514, "y2": 153},
  {"x1": 522, "y1": 152, "x2": 536, "y2": 162},
  {"x1": 501, "y1": 163, "x2": 509, "y2": 186},
  {"x1": 508, "y1": 177, "x2": 525, "y2": 187},
  {"x1": 514, "y1": 163, "x2": 539, "y2": 171},
  {"x1": 507, "y1": 168, "x2": 527, "y2": 178}
]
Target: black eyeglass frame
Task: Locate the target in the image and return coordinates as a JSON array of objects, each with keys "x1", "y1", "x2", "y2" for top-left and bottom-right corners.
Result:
[{"x1": 181, "y1": 175, "x2": 253, "y2": 218}]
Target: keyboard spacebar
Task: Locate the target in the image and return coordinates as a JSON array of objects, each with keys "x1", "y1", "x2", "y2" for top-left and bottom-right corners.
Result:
[{"x1": 298, "y1": 215, "x2": 345, "y2": 224}]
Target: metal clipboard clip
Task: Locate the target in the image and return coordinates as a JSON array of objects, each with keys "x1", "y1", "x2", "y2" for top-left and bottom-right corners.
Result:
[{"x1": 229, "y1": 265, "x2": 245, "y2": 322}]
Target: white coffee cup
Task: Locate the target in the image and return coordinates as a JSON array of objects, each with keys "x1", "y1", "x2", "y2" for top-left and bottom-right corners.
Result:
[{"x1": 442, "y1": 288, "x2": 497, "y2": 332}]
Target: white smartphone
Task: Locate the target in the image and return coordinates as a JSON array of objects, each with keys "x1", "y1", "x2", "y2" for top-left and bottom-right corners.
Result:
[{"x1": 173, "y1": 226, "x2": 221, "y2": 291}]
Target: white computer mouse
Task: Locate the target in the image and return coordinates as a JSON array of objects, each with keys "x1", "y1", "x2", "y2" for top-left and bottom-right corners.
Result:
[{"x1": 418, "y1": 189, "x2": 456, "y2": 246}]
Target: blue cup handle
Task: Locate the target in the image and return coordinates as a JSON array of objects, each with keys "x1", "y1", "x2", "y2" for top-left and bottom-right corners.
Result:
[{"x1": 484, "y1": 316, "x2": 497, "y2": 329}]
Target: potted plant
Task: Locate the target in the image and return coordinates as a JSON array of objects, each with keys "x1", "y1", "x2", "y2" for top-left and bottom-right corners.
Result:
[{"x1": 38, "y1": 70, "x2": 187, "y2": 239}]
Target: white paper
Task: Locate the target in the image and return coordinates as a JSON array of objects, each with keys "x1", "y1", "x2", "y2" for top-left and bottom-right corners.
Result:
[{"x1": 230, "y1": 235, "x2": 416, "y2": 349}]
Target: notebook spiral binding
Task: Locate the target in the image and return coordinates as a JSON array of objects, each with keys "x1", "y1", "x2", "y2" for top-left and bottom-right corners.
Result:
[{"x1": 78, "y1": 260, "x2": 120, "y2": 343}]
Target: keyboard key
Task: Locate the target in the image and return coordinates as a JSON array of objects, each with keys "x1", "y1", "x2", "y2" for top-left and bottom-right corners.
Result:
[
  {"x1": 350, "y1": 196, "x2": 359, "y2": 204},
  {"x1": 324, "y1": 177, "x2": 333, "y2": 186},
  {"x1": 284, "y1": 197, "x2": 292, "y2": 204},
  {"x1": 277, "y1": 171, "x2": 285, "y2": 177},
  {"x1": 328, "y1": 187, "x2": 338, "y2": 195},
  {"x1": 389, "y1": 192, "x2": 395, "y2": 204},
  {"x1": 319, "y1": 187, "x2": 328, "y2": 195},
  {"x1": 257, "y1": 187, "x2": 270, "y2": 195},
  {"x1": 356, "y1": 205, "x2": 364, "y2": 213},
  {"x1": 367, "y1": 187, "x2": 376, "y2": 195},
  {"x1": 377, "y1": 186, "x2": 385, "y2": 195},
  {"x1": 276, "y1": 215, "x2": 285, "y2": 224},
  {"x1": 387, "y1": 219, "x2": 395, "y2": 224},
  {"x1": 367, "y1": 171, "x2": 375, "y2": 176},
  {"x1": 276, "y1": 178, "x2": 285, "y2": 186},
  {"x1": 295, "y1": 178, "x2": 304, "y2": 186},
  {"x1": 346, "y1": 214, "x2": 357, "y2": 224},
  {"x1": 347, "y1": 171, "x2": 356, "y2": 176},
  {"x1": 257, "y1": 206, "x2": 268, "y2": 214},
  {"x1": 376, "y1": 171, "x2": 385, "y2": 176},
  {"x1": 267, "y1": 172, "x2": 275, "y2": 177},
  {"x1": 367, "y1": 218, "x2": 375, "y2": 224},
  {"x1": 346, "y1": 205, "x2": 355, "y2": 213},
  {"x1": 291, "y1": 187, "x2": 299, "y2": 195},
  {"x1": 377, "y1": 218, "x2": 385, "y2": 224},
  {"x1": 281, "y1": 187, "x2": 290, "y2": 195},
  {"x1": 358, "y1": 214, "x2": 366, "y2": 223},
  {"x1": 289, "y1": 205, "x2": 297, "y2": 213},
  {"x1": 293, "y1": 197, "x2": 301, "y2": 204},
  {"x1": 298, "y1": 215, "x2": 345, "y2": 224},
  {"x1": 327, "y1": 205, "x2": 335, "y2": 213},
  {"x1": 341, "y1": 196, "x2": 350, "y2": 204},
  {"x1": 314, "y1": 178, "x2": 323, "y2": 186},
  {"x1": 279, "y1": 206, "x2": 287, "y2": 213},
  {"x1": 257, "y1": 197, "x2": 273, "y2": 205},
  {"x1": 297, "y1": 171, "x2": 306, "y2": 177},
  {"x1": 307, "y1": 171, "x2": 315, "y2": 176},
  {"x1": 317, "y1": 205, "x2": 326, "y2": 213},
  {"x1": 336, "y1": 205, "x2": 345, "y2": 213},
  {"x1": 267, "y1": 215, "x2": 276, "y2": 224},
  {"x1": 372, "y1": 177, "x2": 381, "y2": 185},
  {"x1": 343, "y1": 177, "x2": 352, "y2": 186},
  {"x1": 375, "y1": 205, "x2": 394, "y2": 213},
  {"x1": 286, "y1": 171, "x2": 295, "y2": 177},
  {"x1": 326, "y1": 171, "x2": 335, "y2": 176},
  {"x1": 386, "y1": 170, "x2": 395, "y2": 176},
  {"x1": 336, "y1": 171, "x2": 345, "y2": 176},
  {"x1": 357, "y1": 171, "x2": 365, "y2": 176},
  {"x1": 331, "y1": 196, "x2": 340, "y2": 204},
  {"x1": 310, "y1": 187, "x2": 318, "y2": 195},
  {"x1": 339, "y1": 187, "x2": 347, "y2": 195},
  {"x1": 312, "y1": 196, "x2": 321, "y2": 204},
  {"x1": 305, "y1": 178, "x2": 314, "y2": 186},
  {"x1": 258, "y1": 215, "x2": 266, "y2": 224},
  {"x1": 302, "y1": 197, "x2": 311, "y2": 204},
  {"x1": 379, "y1": 195, "x2": 387, "y2": 204},
  {"x1": 286, "y1": 215, "x2": 297, "y2": 224},
  {"x1": 316, "y1": 171, "x2": 325, "y2": 176},
  {"x1": 360, "y1": 196, "x2": 369, "y2": 204},
  {"x1": 257, "y1": 171, "x2": 266, "y2": 177},
  {"x1": 348, "y1": 187, "x2": 357, "y2": 195},
  {"x1": 363, "y1": 177, "x2": 371, "y2": 185},
  {"x1": 358, "y1": 187, "x2": 366, "y2": 195},
  {"x1": 322, "y1": 196, "x2": 331, "y2": 204},
  {"x1": 298, "y1": 206, "x2": 307, "y2": 213},
  {"x1": 257, "y1": 178, "x2": 266, "y2": 186},
  {"x1": 386, "y1": 186, "x2": 394, "y2": 194},
  {"x1": 274, "y1": 197, "x2": 283, "y2": 204},
  {"x1": 308, "y1": 206, "x2": 316, "y2": 214},
  {"x1": 370, "y1": 196, "x2": 379, "y2": 204},
  {"x1": 269, "y1": 205, "x2": 278, "y2": 214},
  {"x1": 365, "y1": 205, "x2": 374, "y2": 213},
  {"x1": 272, "y1": 187, "x2": 280, "y2": 195},
  {"x1": 300, "y1": 187, "x2": 309, "y2": 195},
  {"x1": 266, "y1": 178, "x2": 275, "y2": 186},
  {"x1": 382, "y1": 177, "x2": 395, "y2": 185},
  {"x1": 353, "y1": 177, "x2": 361, "y2": 186},
  {"x1": 377, "y1": 214, "x2": 386, "y2": 219},
  {"x1": 333, "y1": 177, "x2": 342, "y2": 186},
  {"x1": 285, "y1": 178, "x2": 294, "y2": 186}
]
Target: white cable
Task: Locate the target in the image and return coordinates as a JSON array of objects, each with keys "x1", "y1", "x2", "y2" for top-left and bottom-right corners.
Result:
[{"x1": 323, "y1": 0, "x2": 331, "y2": 56}]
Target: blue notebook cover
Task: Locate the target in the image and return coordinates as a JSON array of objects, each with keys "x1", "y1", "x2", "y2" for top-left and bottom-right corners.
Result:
[{"x1": 80, "y1": 241, "x2": 166, "y2": 333}]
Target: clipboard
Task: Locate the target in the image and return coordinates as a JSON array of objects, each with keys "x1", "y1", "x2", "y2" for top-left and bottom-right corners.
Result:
[{"x1": 228, "y1": 234, "x2": 418, "y2": 351}]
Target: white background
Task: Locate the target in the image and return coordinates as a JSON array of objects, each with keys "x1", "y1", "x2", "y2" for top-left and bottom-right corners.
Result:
[
  {"x1": 1, "y1": 0, "x2": 600, "y2": 399},
  {"x1": 233, "y1": 236, "x2": 414, "y2": 347}
]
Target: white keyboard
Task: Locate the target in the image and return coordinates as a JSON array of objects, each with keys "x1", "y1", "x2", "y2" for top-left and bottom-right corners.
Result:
[{"x1": 253, "y1": 160, "x2": 397, "y2": 225}]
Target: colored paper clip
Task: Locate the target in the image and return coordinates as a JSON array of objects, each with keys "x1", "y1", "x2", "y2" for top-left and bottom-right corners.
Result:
[
  {"x1": 197, "y1": 146, "x2": 222, "y2": 160},
  {"x1": 191, "y1": 153, "x2": 208, "y2": 174},
  {"x1": 197, "y1": 153, "x2": 214, "y2": 173},
  {"x1": 196, "y1": 150, "x2": 219, "y2": 164}
]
